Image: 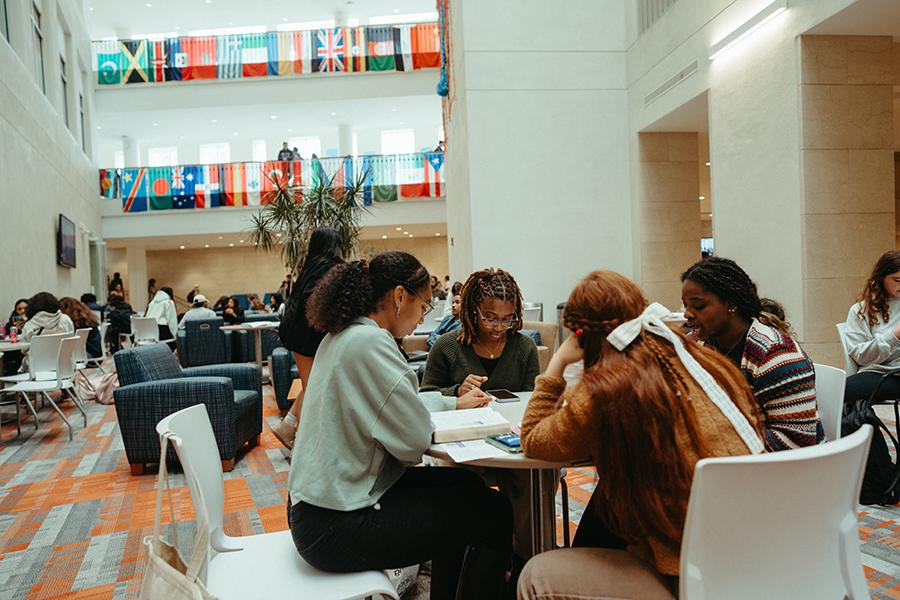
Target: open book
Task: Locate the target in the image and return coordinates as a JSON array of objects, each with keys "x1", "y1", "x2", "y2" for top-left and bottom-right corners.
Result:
[{"x1": 431, "y1": 407, "x2": 511, "y2": 443}]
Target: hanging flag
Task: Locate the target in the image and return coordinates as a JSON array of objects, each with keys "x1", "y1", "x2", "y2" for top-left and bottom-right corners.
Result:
[
  {"x1": 121, "y1": 40, "x2": 150, "y2": 84},
  {"x1": 245, "y1": 162, "x2": 262, "y2": 205},
  {"x1": 149, "y1": 167, "x2": 173, "y2": 210},
  {"x1": 314, "y1": 28, "x2": 345, "y2": 72},
  {"x1": 121, "y1": 168, "x2": 149, "y2": 212},
  {"x1": 95, "y1": 40, "x2": 122, "y2": 85},
  {"x1": 411, "y1": 23, "x2": 440, "y2": 69},
  {"x1": 184, "y1": 36, "x2": 217, "y2": 80},
  {"x1": 99, "y1": 169, "x2": 119, "y2": 198},
  {"x1": 365, "y1": 26, "x2": 396, "y2": 71},
  {"x1": 359, "y1": 156, "x2": 374, "y2": 206},
  {"x1": 172, "y1": 165, "x2": 198, "y2": 209},
  {"x1": 166, "y1": 37, "x2": 185, "y2": 81},
  {"x1": 393, "y1": 25, "x2": 414, "y2": 72},
  {"x1": 149, "y1": 40, "x2": 169, "y2": 82},
  {"x1": 329, "y1": 156, "x2": 355, "y2": 200},
  {"x1": 223, "y1": 162, "x2": 248, "y2": 206},
  {"x1": 241, "y1": 33, "x2": 268, "y2": 77},
  {"x1": 297, "y1": 30, "x2": 313, "y2": 73},
  {"x1": 195, "y1": 164, "x2": 222, "y2": 208},
  {"x1": 372, "y1": 155, "x2": 398, "y2": 202},
  {"x1": 267, "y1": 32, "x2": 288, "y2": 76},
  {"x1": 217, "y1": 35, "x2": 243, "y2": 79},
  {"x1": 345, "y1": 27, "x2": 366, "y2": 72},
  {"x1": 399, "y1": 153, "x2": 427, "y2": 198},
  {"x1": 424, "y1": 152, "x2": 444, "y2": 197}
]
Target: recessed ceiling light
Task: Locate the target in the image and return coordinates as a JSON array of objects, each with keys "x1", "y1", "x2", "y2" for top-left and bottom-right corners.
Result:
[
  {"x1": 204, "y1": 244, "x2": 209, "y2": 248},
  {"x1": 270, "y1": 115, "x2": 277, "y2": 120},
  {"x1": 89, "y1": 6, "x2": 94, "y2": 11},
  {"x1": 239, "y1": 239, "x2": 244, "y2": 243},
  {"x1": 395, "y1": 227, "x2": 402, "y2": 231},
  {"x1": 233, "y1": 132, "x2": 238, "y2": 136},
  {"x1": 205, "y1": 0, "x2": 211, "y2": 3},
  {"x1": 179, "y1": 245, "x2": 185, "y2": 249},
  {"x1": 95, "y1": 125, "x2": 101, "y2": 130},
  {"x1": 699, "y1": 196, "x2": 705, "y2": 200},
  {"x1": 403, "y1": 231, "x2": 409, "y2": 235},
  {"x1": 211, "y1": 119, "x2": 217, "y2": 123},
  {"x1": 393, "y1": 8, "x2": 399, "y2": 13},
  {"x1": 229, "y1": 243, "x2": 234, "y2": 247},
  {"x1": 217, "y1": 236, "x2": 223, "y2": 239},
  {"x1": 152, "y1": 122, "x2": 159, "y2": 127},
  {"x1": 391, "y1": 108, "x2": 397, "y2": 112},
  {"x1": 145, "y1": 2, "x2": 152, "y2": 7},
  {"x1": 408, "y1": 234, "x2": 414, "y2": 238},
  {"x1": 381, "y1": 235, "x2": 387, "y2": 239},
  {"x1": 330, "y1": 112, "x2": 337, "y2": 116},
  {"x1": 434, "y1": 233, "x2": 440, "y2": 236}
]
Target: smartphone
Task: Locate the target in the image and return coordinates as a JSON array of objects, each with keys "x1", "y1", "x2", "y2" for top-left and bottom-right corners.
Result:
[
  {"x1": 487, "y1": 389, "x2": 519, "y2": 403},
  {"x1": 486, "y1": 433, "x2": 523, "y2": 453}
]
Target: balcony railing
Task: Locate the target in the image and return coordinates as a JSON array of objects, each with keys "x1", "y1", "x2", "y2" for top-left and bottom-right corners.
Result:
[
  {"x1": 98, "y1": 152, "x2": 445, "y2": 213},
  {"x1": 92, "y1": 23, "x2": 439, "y2": 86}
]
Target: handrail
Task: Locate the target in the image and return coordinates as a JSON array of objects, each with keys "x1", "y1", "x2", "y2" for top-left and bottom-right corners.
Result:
[
  {"x1": 93, "y1": 23, "x2": 440, "y2": 86},
  {"x1": 99, "y1": 151, "x2": 445, "y2": 212}
]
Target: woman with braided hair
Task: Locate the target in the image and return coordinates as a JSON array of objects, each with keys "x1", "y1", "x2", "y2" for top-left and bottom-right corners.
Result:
[
  {"x1": 287, "y1": 251, "x2": 514, "y2": 599},
  {"x1": 680, "y1": 256, "x2": 823, "y2": 451},
  {"x1": 517, "y1": 270, "x2": 764, "y2": 600}
]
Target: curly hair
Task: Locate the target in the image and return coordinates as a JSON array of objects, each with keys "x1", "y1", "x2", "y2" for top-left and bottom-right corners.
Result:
[
  {"x1": 857, "y1": 250, "x2": 900, "y2": 327},
  {"x1": 307, "y1": 251, "x2": 429, "y2": 334},
  {"x1": 457, "y1": 268, "x2": 523, "y2": 345},
  {"x1": 681, "y1": 257, "x2": 761, "y2": 323},
  {"x1": 26, "y1": 292, "x2": 60, "y2": 319}
]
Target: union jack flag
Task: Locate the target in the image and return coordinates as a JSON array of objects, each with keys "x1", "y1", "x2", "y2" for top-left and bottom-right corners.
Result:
[
  {"x1": 316, "y1": 28, "x2": 345, "y2": 72},
  {"x1": 171, "y1": 166, "x2": 185, "y2": 189}
]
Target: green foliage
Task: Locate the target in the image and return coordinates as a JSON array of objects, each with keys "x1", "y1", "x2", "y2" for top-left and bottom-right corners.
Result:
[{"x1": 249, "y1": 168, "x2": 368, "y2": 278}]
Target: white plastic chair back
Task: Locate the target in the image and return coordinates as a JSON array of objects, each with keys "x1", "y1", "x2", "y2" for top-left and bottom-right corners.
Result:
[
  {"x1": 73, "y1": 329, "x2": 90, "y2": 364},
  {"x1": 132, "y1": 317, "x2": 160, "y2": 343},
  {"x1": 814, "y1": 363, "x2": 846, "y2": 442},
  {"x1": 55, "y1": 337, "x2": 79, "y2": 384},
  {"x1": 836, "y1": 323, "x2": 858, "y2": 376},
  {"x1": 680, "y1": 425, "x2": 873, "y2": 600},
  {"x1": 523, "y1": 307, "x2": 542, "y2": 322},
  {"x1": 27, "y1": 333, "x2": 69, "y2": 377}
]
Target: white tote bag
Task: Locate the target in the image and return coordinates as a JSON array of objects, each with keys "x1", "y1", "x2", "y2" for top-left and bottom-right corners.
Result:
[{"x1": 139, "y1": 433, "x2": 218, "y2": 600}]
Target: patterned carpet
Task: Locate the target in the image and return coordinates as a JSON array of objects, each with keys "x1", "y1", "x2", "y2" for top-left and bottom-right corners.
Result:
[{"x1": 0, "y1": 373, "x2": 898, "y2": 599}]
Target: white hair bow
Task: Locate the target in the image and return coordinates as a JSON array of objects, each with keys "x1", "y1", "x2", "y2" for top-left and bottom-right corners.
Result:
[{"x1": 606, "y1": 302, "x2": 764, "y2": 454}]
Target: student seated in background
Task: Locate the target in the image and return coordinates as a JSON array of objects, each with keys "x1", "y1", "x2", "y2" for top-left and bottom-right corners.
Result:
[
  {"x1": 212, "y1": 295, "x2": 229, "y2": 313},
  {"x1": 287, "y1": 252, "x2": 514, "y2": 599},
  {"x1": 59, "y1": 297, "x2": 102, "y2": 358},
  {"x1": 442, "y1": 281, "x2": 463, "y2": 318},
  {"x1": 5, "y1": 298, "x2": 28, "y2": 335},
  {"x1": 105, "y1": 296, "x2": 135, "y2": 353},
  {"x1": 20, "y1": 292, "x2": 75, "y2": 342},
  {"x1": 80, "y1": 293, "x2": 105, "y2": 321},
  {"x1": 843, "y1": 250, "x2": 900, "y2": 409},
  {"x1": 269, "y1": 292, "x2": 285, "y2": 317},
  {"x1": 222, "y1": 297, "x2": 245, "y2": 325},
  {"x1": 177, "y1": 294, "x2": 217, "y2": 328},
  {"x1": 518, "y1": 270, "x2": 764, "y2": 600},
  {"x1": 681, "y1": 257, "x2": 823, "y2": 450},
  {"x1": 427, "y1": 293, "x2": 461, "y2": 349},
  {"x1": 249, "y1": 294, "x2": 269, "y2": 313}
]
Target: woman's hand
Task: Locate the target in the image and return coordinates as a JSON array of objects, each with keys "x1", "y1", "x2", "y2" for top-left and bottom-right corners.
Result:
[
  {"x1": 457, "y1": 374, "x2": 487, "y2": 397},
  {"x1": 546, "y1": 335, "x2": 584, "y2": 378},
  {"x1": 456, "y1": 387, "x2": 491, "y2": 409}
]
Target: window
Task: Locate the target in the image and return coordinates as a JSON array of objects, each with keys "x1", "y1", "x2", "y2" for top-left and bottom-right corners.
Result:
[
  {"x1": 287, "y1": 136, "x2": 321, "y2": 160},
  {"x1": 199, "y1": 142, "x2": 230, "y2": 164},
  {"x1": 59, "y1": 57, "x2": 69, "y2": 128},
  {"x1": 380, "y1": 129, "x2": 415, "y2": 155},
  {"x1": 1, "y1": 0, "x2": 9, "y2": 41},
  {"x1": 251, "y1": 139, "x2": 267, "y2": 162},
  {"x1": 79, "y1": 93, "x2": 86, "y2": 153},
  {"x1": 31, "y1": 2, "x2": 45, "y2": 93},
  {"x1": 147, "y1": 147, "x2": 178, "y2": 166}
]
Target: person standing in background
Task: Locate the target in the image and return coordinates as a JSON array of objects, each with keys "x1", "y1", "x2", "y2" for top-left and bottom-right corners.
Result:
[
  {"x1": 147, "y1": 278, "x2": 157, "y2": 298},
  {"x1": 187, "y1": 285, "x2": 200, "y2": 305},
  {"x1": 145, "y1": 286, "x2": 178, "y2": 348},
  {"x1": 278, "y1": 142, "x2": 293, "y2": 161}
]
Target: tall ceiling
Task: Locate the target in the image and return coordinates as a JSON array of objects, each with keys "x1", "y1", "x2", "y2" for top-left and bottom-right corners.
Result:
[{"x1": 86, "y1": 0, "x2": 437, "y2": 39}]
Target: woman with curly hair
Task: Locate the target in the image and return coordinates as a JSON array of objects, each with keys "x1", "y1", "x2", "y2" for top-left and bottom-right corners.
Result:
[
  {"x1": 843, "y1": 250, "x2": 900, "y2": 407},
  {"x1": 518, "y1": 270, "x2": 764, "y2": 599},
  {"x1": 287, "y1": 251, "x2": 514, "y2": 599},
  {"x1": 680, "y1": 256, "x2": 823, "y2": 451},
  {"x1": 58, "y1": 297, "x2": 102, "y2": 358}
]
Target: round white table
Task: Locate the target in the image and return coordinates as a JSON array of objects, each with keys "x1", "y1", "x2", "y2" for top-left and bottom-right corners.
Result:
[
  {"x1": 426, "y1": 391, "x2": 586, "y2": 554},
  {"x1": 0, "y1": 340, "x2": 30, "y2": 353},
  {"x1": 220, "y1": 322, "x2": 279, "y2": 379}
]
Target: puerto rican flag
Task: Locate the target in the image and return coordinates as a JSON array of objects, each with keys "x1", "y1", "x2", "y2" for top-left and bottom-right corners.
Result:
[
  {"x1": 316, "y1": 28, "x2": 345, "y2": 72},
  {"x1": 424, "y1": 152, "x2": 444, "y2": 197}
]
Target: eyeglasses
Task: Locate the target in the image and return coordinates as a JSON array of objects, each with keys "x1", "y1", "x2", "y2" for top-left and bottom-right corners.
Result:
[
  {"x1": 385, "y1": 277, "x2": 434, "y2": 317},
  {"x1": 477, "y1": 308, "x2": 518, "y2": 328}
]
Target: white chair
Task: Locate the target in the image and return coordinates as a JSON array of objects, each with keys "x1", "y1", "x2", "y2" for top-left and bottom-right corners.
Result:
[
  {"x1": 523, "y1": 306, "x2": 542, "y2": 322},
  {"x1": 131, "y1": 317, "x2": 160, "y2": 345},
  {"x1": 836, "y1": 323, "x2": 858, "y2": 376},
  {"x1": 0, "y1": 337, "x2": 87, "y2": 440},
  {"x1": 679, "y1": 425, "x2": 873, "y2": 600},
  {"x1": 0, "y1": 332, "x2": 69, "y2": 384},
  {"x1": 155, "y1": 405, "x2": 400, "y2": 600},
  {"x1": 814, "y1": 363, "x2": 846, "y2": 442},
  {"x1": 73, "y1": 329, "x2": 98, "y2": 392}
]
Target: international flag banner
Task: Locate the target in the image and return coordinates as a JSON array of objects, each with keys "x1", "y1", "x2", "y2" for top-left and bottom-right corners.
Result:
[
  {"x1": 261, "y1": 160, "x2": 301, "y2": 200},
  {"x1": 372, "y1": 155, "x2": 398, "y2": 202},
  {"x1": 297, "y1": 30, "x2": 313, "y2": 73},
  {"x1": 166, "y1": 37, "x2": 185, "y2": 81},
  {"x1": 149, "y1": 40, "x2": 169, "y2": 82},
  {"x1": 222, "y1": 162, "x2": 247, "y2": 206},
  {"x1": 365, "y1": 26, "x2": 396, "y2": 71},
  {"x1": 149, "y1": 167, "x2": 173, "y2": 210},
  {"x1": 328, "y1": 156, "x2": 354, "y2": 200},
  {"x1": 241, "y1": 33, "x2": 268, "y2": 77},
  {"x1": 411, "y1": 23, "x2": 440, "y2": 69},
  {"x1": 172, "y1": 165, "x2": 198, "y2": 209},
  {"x1": 121, "y1": 168, "x2": 149, "y2": 212},
  {"x1": 184, "y1": 36, "x2": 217, "y2": 80},
  {"x1": 314, "y1": 28, "x2": 345, "y2": 72},
  {"x1": 268, "y1": 32, "x2": 290, "y2": 76},
  {"x1": 99, "y1": 169, "x2": 119, "y2": 199},
  {"x1": 217, "y1": 35, "x2": 243, "y2": 79},
  {"x1": 245, "y1": 162, "x2": 262, "y2": 205},
  {"x1": 95, "y1": 40, "x2": 122, "y2": 85},
  {"x1": 345, "y1": 27, "x2": 366, "y2": 72},
  {"x1": 359, "y1": 156, "x2": 374, "y2": 206},
  {"x1": 399, "y1": 153, "x2": 427, "y2": 198},
  {"x1": 393, "y1": 25, "x2": 414, "y2": 72},
  {"x1": 195, "y1": 164, "x2": 222, "y2": 208},
  {"x1": 424, "y1": 152, "x2": 444, "y2": 197},
  {"x1": 121, "y1": 40, "x2": 150, "y2": 84}
]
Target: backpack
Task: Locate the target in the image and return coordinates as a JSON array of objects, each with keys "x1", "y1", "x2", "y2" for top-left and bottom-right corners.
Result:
[
  {"x1": 841, "y1": 374, "x2": 900, "y2": 505},
  {"x1": 94, "y1": 371, "x2": 120, "y2": 405}
]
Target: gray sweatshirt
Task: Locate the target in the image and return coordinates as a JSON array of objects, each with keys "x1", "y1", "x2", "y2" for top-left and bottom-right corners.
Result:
[
  {"x1": 845, "y1": 299, "x2": 900, "y2": 374},
  {"x1": 288, "y1": 317, "x2": 454, "y2": 511}
]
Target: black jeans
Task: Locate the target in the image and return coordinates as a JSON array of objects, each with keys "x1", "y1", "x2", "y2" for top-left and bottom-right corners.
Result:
[
  {"x1": 288, "y1": 467, "x2": 512, "y2": 600},
  {"x1": 845, "y1": 371, "x2": 900, "y2": 406}
]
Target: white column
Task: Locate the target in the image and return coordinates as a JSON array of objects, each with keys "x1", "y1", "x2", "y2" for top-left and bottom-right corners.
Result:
[
  {"x1": 122, "y1": 136, "x2": 140, "y2": 167},
  {"x1": 337, "y1": 123, "x2": 353, "y2": 156},
  {"x1": 126, "y1": 246, "x2": 148, "y2": 312}
]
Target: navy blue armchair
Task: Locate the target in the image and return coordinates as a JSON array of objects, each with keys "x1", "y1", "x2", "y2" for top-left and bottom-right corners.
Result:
[
  {"x1": 270, "y1": 347, "x2": 297, "y2": 413},
  {"x1": 176, "y1": 317, "x2": 232, "y2": 367},
  {"x1": 113, "y1": 344, "x2": 262, "y2": 474}
]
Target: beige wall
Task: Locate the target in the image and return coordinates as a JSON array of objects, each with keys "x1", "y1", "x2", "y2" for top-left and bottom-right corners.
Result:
[
  {"x1": 638, "y1": 133, "x2": 701, "y2": 309},
  {"x1": 799, "y1": 35, "x2": 896, "y2": 367},
  {"x1": 359, "y1": 236, "x2": 450, "y2": 281}
]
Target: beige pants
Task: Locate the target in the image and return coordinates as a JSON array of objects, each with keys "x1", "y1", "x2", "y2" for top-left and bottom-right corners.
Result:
[{"x1": 517, "y1": 548, "x2": 676, "y2": 600}]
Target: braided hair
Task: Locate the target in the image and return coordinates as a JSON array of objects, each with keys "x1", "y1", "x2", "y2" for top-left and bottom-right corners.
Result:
[
  {"x1": 681, "y1": 257, "x2": 761, "y2": 323},
  {"x1": 858, "y1": 250, "x2": 900, "y2": 327},
  {"x1": 457, "y1": 268, "x2": 524, "y2": 345}
]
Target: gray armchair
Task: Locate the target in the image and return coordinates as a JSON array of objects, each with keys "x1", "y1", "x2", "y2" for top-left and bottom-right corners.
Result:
[
  {"x1": 176, "y1": 317, "x2": 232, "y2": 367},
  {"x1": 113, "y1": 344, "x2": 262, "y2": 474}
]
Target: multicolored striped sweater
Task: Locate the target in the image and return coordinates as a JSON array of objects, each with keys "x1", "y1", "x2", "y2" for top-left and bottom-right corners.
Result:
[{"x1": 739, "y1": 319, "x2": 824, "y2": 451}]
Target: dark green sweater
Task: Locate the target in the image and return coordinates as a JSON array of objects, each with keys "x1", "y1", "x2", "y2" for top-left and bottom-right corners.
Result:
[{"x1": 420, "y1": 331, "x2": 541, "y2": 396}]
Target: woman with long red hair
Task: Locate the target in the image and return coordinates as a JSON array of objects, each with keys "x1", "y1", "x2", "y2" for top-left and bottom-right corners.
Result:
[{"x1": 517, "y1": 271, "x2": 764, "y2": 599}]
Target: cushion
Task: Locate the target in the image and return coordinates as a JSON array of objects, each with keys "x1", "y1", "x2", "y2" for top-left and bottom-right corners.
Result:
[
  {"x1": 115, "y1": 344, "x2": 183, "y2": 387},
  {"x1": 233, "y1": 390, "x2": 260, "y2": 413},
  {"x1": 520, "y1": 329, "x2": 542, "y2": 347}
]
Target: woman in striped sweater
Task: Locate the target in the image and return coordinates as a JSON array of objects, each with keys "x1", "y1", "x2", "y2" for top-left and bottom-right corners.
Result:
[{"x1": 681, "y1": 257, "x2": 824, "y2": 451}]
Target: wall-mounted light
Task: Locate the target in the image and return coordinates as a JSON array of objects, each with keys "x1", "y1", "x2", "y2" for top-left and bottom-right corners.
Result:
[{"x1": 709, "y1": 0, "x2": 787, "y2": 61}]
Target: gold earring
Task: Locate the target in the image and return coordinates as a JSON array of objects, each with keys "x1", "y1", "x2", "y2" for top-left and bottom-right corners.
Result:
[{"x1": 396, "y1": 305, "x2": 401, "y2": 318}]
